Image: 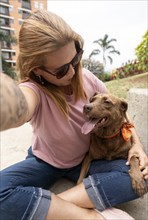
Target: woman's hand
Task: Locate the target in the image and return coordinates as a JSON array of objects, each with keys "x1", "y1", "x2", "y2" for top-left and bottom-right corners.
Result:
[{"x1": 127, "y1": 143, "x2": 148, "y2": 180}]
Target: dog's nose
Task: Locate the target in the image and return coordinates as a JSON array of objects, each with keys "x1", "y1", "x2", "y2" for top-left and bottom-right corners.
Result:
[{"x1": 84, "y1": 104, "x2": 92, "y2": 113}]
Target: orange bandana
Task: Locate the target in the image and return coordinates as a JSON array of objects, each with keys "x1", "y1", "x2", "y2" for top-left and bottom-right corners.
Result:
[{"x1": 121, "y1": 122, "x2": 134, "y2": 142}]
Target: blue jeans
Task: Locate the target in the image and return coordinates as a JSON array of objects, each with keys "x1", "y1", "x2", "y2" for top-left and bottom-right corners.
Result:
[{"x1": 0, "y1": 147, "x2": 146, "y2": 220}]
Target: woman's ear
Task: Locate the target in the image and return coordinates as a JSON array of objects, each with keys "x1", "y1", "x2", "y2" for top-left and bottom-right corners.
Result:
[{"x1": 33, "y1": 68, "x2": 42, "y2": 76}]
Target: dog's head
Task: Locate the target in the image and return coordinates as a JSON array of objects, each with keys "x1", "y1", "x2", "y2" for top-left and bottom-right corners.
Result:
[{"x1": 82, "y1": 92, "x2": 128, "y2": 134}]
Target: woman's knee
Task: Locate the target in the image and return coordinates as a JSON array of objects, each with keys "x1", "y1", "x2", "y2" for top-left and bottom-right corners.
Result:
[
  {"x1": 89, "y1": 159, "x2": 129, "y2": 175},
  {"x1": 84, "y1": 171, "x2": 139, "y2": 211},
  {"x1": 0, "y1": 184, "x2": 51, "y2": 220}
]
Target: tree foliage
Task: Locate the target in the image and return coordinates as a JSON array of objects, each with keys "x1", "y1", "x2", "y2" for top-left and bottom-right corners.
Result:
[
  {"x1": 135, "y1": 30, "x2": 148, "y2": 72},
  {"x1": 2, "y1": 58, "x2": 17, "y2": 79},
  {"x1": 0, "y1": 28, "x2": 17, "y2": 78},
  {"x1": 82, "y1": 58, "x2": 104, "y2": 77}
]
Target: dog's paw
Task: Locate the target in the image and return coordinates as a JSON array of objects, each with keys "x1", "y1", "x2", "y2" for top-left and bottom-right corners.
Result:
[{"x1": 129, "y1": 171, "x2": 147, "y2": 196}]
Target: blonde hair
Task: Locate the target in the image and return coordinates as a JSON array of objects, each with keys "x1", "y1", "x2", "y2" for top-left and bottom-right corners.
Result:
[{"x1": 17, "y1": 10, "x2": 86, "y2": 116}]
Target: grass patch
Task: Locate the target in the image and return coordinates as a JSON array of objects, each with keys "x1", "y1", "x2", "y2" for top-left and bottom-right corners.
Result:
[{"x1": 105, "y1": 72, "x2": 148, "y2": 99}]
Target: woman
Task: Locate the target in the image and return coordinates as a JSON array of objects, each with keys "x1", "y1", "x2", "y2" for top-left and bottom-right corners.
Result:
[{"x1": 0, "y1": 10, "x2": 147, "y2": 220}]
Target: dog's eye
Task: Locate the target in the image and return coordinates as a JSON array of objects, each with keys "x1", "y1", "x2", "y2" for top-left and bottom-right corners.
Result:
[
  {"x1": 89, "y1": 97, "x2": 95, "y2": 102},
  {"x1": 103, "y1": 97, "x2": 113, "y2": 105},
  {"x1": 104, "y1": 100, "x2": 111, "y2": 104},
  {"x1": 93, "y1": 92, "x2": 99, "y2": 96},
  {"x1": 89, "y1": 92, "x2": 100, "y2": 102}
]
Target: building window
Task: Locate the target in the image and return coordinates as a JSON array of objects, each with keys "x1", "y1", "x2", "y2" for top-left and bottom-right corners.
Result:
[
  {"x1": 18, "y1": 9, "x2": 22, "y2": 14},
  {"x1": 10, "y1": 19, "x2": 14, "y2": 24},
  {"x1": 0, "y1": 17, "x2": 10, "y2": 26},
  {"x1": 0, "y1": 6, "x2": 9, "y2": 15},
  {"x1": 1, "y1": 41, "x2": 11, "y2": 48},
  {"x1": 10, "y1": 29, "x2": 15, "y2": 35},
  {"x1": 9, "y1": 6, "x2": 14, "y2": 12},
  {"x1": 22, "y1": 0, "x2": 31, "y2": 10},
  {"x1": 22, "y1": 11, "x2": 30, "y2": 19},
  {"x1": 1, "y1": 28, "x2": 15, "y2": 40},
  {"x1": 12, "y1": 63, "x2": 16, "y2": 67},
  {"x1": 1, "y1": 0, "x2": 9, "y2": 3},
  {"x1": 1, "y1": 29, "x2": 10, "y2": 35},
  {"x1": 2, "y1": 51, "x2": 11, "y2": 59}
]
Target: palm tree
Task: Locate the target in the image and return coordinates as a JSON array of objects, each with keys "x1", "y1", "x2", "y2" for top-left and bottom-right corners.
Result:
[{"x1": 89, "y1": 34, "x2": 120, "y2": 69}]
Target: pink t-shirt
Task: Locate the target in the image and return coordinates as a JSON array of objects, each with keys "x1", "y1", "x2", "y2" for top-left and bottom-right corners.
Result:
[{"x1": 20, "y1": 68, "x2": 107, "y2": 168}]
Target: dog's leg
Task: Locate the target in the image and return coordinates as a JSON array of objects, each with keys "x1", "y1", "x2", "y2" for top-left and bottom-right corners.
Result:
[
  {"x1": 77, "y1": 155, "x2": 92, "y2": 184},
  {"x1": 129, "y1": 155, "x2": 147, "y2": 196}
]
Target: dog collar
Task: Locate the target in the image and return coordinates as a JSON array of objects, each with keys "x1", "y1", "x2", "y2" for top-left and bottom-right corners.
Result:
[{"x1": 103, "y1": 122, "x2": 134, "y2": 141}]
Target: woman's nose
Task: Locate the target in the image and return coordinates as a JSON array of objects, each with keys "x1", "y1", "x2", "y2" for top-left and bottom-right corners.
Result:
[{"x1": 68, "y1": 64, "x2": 75, "y2": 76}]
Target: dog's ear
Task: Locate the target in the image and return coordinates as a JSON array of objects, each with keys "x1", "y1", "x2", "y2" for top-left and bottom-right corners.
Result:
[{"x1": 120, "y1": 100, "x2": 128, "y2": 112}]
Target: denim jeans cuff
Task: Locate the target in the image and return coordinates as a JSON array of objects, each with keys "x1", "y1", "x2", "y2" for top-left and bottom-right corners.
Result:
[
  {"x1": 30, "y1": 188, "x2": 51, "y2": 220},
  {"x1": 83, "y1": 176, "x2": 107, "y2": 211}
]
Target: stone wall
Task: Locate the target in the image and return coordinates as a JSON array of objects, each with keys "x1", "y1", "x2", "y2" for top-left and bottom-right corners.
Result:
[{"x1": 127, "y1": 88, "x2": 148, "y2": 154}]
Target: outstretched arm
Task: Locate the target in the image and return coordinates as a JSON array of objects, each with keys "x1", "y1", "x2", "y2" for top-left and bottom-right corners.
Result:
[
  {"x1": 126, "y1": 113, "x2": 148, "y2": 179},
  {"x1": 0, "y1": 73, "x2": 28, "y2": 131}
]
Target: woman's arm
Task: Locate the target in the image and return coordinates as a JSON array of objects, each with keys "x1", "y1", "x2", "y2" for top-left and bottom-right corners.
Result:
[
  {"x1": 126, "y1": 113, "x2": 148, "y2": 179},
  {"x1": 0, "y1": 73, "x2": 28, "y2": 131},
  {"x1": 0, "y1": 73, "x2": 38, "y2": 131}
]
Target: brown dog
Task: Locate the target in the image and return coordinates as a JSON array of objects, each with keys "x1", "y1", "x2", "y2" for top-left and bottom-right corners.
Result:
[{"x1": 77, "y1": 92, "x2": 147, "y2": 196}]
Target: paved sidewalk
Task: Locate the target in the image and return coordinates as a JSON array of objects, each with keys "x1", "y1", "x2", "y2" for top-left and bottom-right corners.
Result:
[{"x1": 1, "y1": 124, "x2": 148, "y2": 219}]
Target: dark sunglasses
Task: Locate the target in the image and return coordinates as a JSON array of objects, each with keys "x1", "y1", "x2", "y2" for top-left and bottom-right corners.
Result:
[{"x1": 39, "y1": 49, "x2": 83, "y2": 79}]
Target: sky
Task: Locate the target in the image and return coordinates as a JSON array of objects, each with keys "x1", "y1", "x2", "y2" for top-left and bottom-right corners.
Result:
[{"x1": 47, "y1": 0, "x2": 147, "y2": 71}]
